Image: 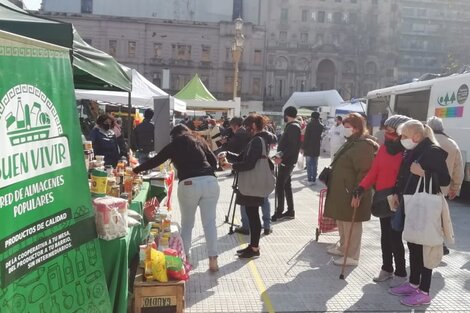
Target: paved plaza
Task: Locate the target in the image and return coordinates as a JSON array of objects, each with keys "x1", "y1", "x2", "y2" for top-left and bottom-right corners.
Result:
[{"x1": 173, "y1": 157, "x2": 470, "y2": 313}]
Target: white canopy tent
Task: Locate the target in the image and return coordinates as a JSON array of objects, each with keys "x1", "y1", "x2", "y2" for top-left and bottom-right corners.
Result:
[
  {"x1": 282, "y1": 90, "x2": 344, "y2": 116},
  {"x1": 75, "y1": 69, "x2": 186, "y2": 112},
  {"x1": 335, "y1": 102, "x2": 367, "y2": 115}
]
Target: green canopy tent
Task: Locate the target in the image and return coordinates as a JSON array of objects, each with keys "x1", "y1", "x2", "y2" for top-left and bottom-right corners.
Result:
[
  {"x1": 175, "y1": 73, "x2": 217, "y2": 101},
  {"x1": 0, "y1": 0, "x2": 134, "y2": 139}
]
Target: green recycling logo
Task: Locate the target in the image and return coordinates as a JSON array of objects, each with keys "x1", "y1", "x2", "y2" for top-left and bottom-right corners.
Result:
[{"x1": 0, "y1": 85, "x2": 71, "y2": 188}]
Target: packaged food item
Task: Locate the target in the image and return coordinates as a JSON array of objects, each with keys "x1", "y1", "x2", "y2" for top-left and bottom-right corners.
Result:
[
  {"x1": 149, "y1": 249, "x2": 168, "y2": 283},
  {"x1": 93, "y1": 196, "x2": 128, "y2": 240},
  {"x1": 83, "y1": 141, "x2": 93, "y2": 150},
  {"x1": 158, "y1": 237, "x2": 169, "y2": 252},
  {"x1": 163, "y1": 249, "x2": 188, "y2": 281},
  {"x1": 90, "y1": 169, "x2": 107, "y2": 197},
  {"x1": 139, "y1": 245, "x2": 147, "y2": 268}
]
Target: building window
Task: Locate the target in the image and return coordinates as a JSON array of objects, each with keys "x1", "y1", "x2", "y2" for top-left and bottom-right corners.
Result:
[
  {"x1": 224, "y1": 76, "x2": 233, "y2": 94},
  {"x1": 301, "y1": 9, "x2": 309, "y2": 22},
  {"x1": 252, "y1": 78, "x2": 261, "y2": 96},
  {"x1": 152, "y1": 72, "x2": 161, "y2": 86},
  {"x1": 279, "y1": 31, "x2": 287, "y2": 42},
  {"x1": 254, "y1": 50, "x2": 262, "y2": 65},
  {"x1": 109, "y1": 40, "x2": 117, "y2": 56},
  {"x1": 153, "y1": 43, "x2": 162, "y2": 58},
  {"x1": 172, "y1": 44, "x2": 191, "y2": 60},
  {"x1": 201, "y1": 76, "x2": 210, "y2": 89},
  {"x1": 300, "y1": 32, "x2": 309, "y2": 43},
  {"x1": 128, "y1": 41, "x2": 136, "y2": 57},
  {"x1": 333, "y1": 12, "x2": 343, "y2": 24},
  {"x1": 201, "y1": 45, "x2": 211, "y2": 62},
  {"x1": 226, "y1": 47, "x2": 231, "y2": 61},
  {"x1": 365, "y1": 62, "x2": 378, "y2": 75},
  {"x1": 280, "y1": 8, "x2": 289, "y2": 23},
  {"x1": 370, "y1": 14, "x2": 378, "y2": 25},
  {"x1": 81, "y1": 0, "x2": 92, "y2": 13},
  {"x1": 172, "y1": 74, "x2": 188, "y2": 90},
  {"x1": 316, "y1": 33, "x2": 324, "y2": 45},
  {"x1": 333, "y1": 34, "x2": 340, "y2": 45},
  {"x1": 317, "y1": 11, "x2": 325, "y2": 23}
]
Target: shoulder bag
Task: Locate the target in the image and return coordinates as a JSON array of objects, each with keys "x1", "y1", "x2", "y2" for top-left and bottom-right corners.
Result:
[
  {"x1": 371, "y1": 187, "x2": 395, "y2": 218},
  {"x1": 238, "y1": 137, "x2": 275, "y2": 197}
]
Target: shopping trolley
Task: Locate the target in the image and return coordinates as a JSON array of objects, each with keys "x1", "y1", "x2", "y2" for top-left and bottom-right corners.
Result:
[{"x1": 315, "y1": 188, "x2": 337, "y2": 242}]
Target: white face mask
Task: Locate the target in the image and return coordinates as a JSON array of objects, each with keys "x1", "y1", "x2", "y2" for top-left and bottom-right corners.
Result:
[
  {"x1": 344, "y1": 127, "x2": 354, "y2": 138},
  {"x1": 400, "y1": 138, "x2": 418, "y2": 150}
]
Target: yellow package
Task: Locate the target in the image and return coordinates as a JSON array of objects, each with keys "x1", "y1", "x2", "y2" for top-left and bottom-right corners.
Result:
[{"x1": 150, "y1": 249, "x2": 168, "y2": 283}]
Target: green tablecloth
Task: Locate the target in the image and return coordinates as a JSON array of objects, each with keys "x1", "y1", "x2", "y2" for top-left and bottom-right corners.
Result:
[{"x1": 99, "y1": 182, "x2": 150, "y2": 313}]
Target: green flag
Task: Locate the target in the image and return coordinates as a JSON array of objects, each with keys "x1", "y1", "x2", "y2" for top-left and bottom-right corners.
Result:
[{"x1": 0, "y1": 31, "x2": 111, "y2": 312}]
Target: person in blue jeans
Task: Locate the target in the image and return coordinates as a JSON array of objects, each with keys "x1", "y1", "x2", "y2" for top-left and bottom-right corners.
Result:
[
  {"x1": 236, "y1": 198, "x2": 272, "y2": 235},
  {"x1": 301, "y1": 112, "x2": 324, "y2": 185}
]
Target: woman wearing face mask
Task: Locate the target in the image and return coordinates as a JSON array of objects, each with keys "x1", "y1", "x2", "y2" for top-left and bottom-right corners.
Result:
[
  {"x1": 351, "y1": 115, "x2": 411, "y2": 287},
  {"x1": 89, "y1": 114, "x2": 121, "y2": 167},
  {"x1": 388, "y1": 120, "x2": 450, "y2": 307},
  {"x1": 323, "y1": 113, "x2": 379, "y2": 266},
  {"x1": 133, "y1": 124, "x2": 220, "y2": 272},
  {"x1": 223, "y1": 114, "x2": 273, "y2": 259}
]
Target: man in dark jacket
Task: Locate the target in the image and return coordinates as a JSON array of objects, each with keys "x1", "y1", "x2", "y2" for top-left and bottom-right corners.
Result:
[
  {"x1": 131, "y1": 108, "x2": 155, "y2": 164},
  {"x1": 272, "y1": 106, "x2": 302, "y2": 221},
  {"x1": 221, "y1": 117, "x2": 251, "y2": 155},
  {"x1": 301, "y1": 112, "x2": 324, "y2": 185}
]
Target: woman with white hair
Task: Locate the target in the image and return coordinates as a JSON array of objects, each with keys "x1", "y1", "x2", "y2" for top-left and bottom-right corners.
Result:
[{"x1": 389, "y1": 119, "x2": 450, "y2": 307}]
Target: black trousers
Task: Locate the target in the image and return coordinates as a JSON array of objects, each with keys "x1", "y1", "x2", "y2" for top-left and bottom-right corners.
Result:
[
  {"x1": 380, "y1": 217, "x2": 407, "y2": 277},
  {"x1": 408, "y1": 242, "x2": 433, "y2": 293},
  {"x1": 246, "y1": 205, "x2": 261, "y2": 247},
  {"x1": 275, "y1": 164, "x2": 295, "y2": 213}
]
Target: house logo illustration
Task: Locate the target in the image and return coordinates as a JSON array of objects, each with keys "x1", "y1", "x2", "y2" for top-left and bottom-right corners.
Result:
[{"x1": 0, "y1": 85, "x2": 71, "y2": 188}]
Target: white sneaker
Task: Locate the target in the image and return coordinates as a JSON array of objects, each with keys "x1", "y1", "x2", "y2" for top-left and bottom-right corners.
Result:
[
  {"x1": 333, "y1": 257, "x2": 358, "y2": 266},
  {"x1": 390, "y1": 275, "x2": 408, "y2": 288},
  {"x1": 327, "y1": 246, "x2": 343, "y2": 256},
  {"x1": 372, "y1": 270, "x2": 393, "y2": 282}
]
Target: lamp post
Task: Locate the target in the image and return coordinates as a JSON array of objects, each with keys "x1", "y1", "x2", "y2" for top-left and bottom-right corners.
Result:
[{"x1": 232, "y1": 17, "x2": 244, "y2": 99}]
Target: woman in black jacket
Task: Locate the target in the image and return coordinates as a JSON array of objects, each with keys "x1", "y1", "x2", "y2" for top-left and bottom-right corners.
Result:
[
  {"x1": 133, "y1": 124, "x2": 220, "y2": 272},
  {"x1": 389, "y1": 120, "x2": 450, "y2": 307},
  {"x1": 223, "y1": 114, "x2": 273, "y2": 259}
]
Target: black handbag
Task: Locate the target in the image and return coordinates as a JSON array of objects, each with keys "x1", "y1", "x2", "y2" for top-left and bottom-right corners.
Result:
[
  {"x1": 318, "y1": 167, "x2": 332, "y2": 186},
  {"x1": 371, "y1": 188, "x2": 395, "y2": 218}
]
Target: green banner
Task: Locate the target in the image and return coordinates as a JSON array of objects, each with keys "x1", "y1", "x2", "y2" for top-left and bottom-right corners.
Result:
[{"x1": 0, "y1": 32, "x2": 111, "y2": 312}]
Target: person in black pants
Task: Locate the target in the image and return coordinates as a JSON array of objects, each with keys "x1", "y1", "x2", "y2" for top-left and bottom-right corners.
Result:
[
  {"x1": 389, "y1": 120, "x2": 450, "y2": 307},
  {"x1": 272, "y1": 106, "x2": 301, "y2": 221},
  {"x1": 224, "y1": 115, "x2": 272, "y2": 258}
]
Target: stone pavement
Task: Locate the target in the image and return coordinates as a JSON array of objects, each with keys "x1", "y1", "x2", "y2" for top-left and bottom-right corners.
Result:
[{"x1": 171, "y1": 156, "x2": 470, "y2": 313}]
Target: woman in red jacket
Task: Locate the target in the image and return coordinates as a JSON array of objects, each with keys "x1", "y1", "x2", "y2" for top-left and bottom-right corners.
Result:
[{"x1": 352, "y1": 115, "x2": 411, "y2": 287}]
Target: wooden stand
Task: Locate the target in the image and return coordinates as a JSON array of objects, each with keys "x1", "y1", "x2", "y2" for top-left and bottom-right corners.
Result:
[{"x1": 133, "y1": 269, "x2": 185, "y2": 313}]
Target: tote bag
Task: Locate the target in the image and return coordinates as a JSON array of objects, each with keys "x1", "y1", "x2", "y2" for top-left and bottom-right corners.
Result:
[
  {"x1": 402, "y1": 177, "x2": 444, "y2": 246},
  {"x1": 238, "y1": 137, "x2": 276, "y2": 197}
]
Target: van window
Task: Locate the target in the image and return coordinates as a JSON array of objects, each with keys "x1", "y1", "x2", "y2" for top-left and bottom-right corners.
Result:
[
  {"x1": 395, "y1": 90, "x2": 430, "y2": 121},
  {"x1": 367, "y1": 97, "x2": 389, "y2": 135}
]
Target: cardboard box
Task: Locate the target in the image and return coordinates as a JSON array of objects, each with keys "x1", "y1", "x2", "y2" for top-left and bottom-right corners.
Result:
[{"x1": 133, "y1": 269, "x2": 185, "y2": 313}]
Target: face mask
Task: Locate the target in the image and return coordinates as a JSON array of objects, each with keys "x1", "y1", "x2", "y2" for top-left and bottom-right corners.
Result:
[
  {"x1": 400, "y1": 138, "x2": 418, "y2": 150},
  {"x1": 344, "y1": 127, "x2": 354, "y2": 138}
]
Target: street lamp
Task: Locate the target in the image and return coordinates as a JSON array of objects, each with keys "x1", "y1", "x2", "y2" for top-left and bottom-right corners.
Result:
[{"x1": 232, "y1": 17, "x2": 244, "y2": 99}]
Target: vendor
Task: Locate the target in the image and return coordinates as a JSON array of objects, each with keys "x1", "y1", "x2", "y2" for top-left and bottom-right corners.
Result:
[
  {"x1": 132, "y1": 124, "x2": 220, "y2": 272},
  {"x1": 89, "y1": 114, "x2": 121, "y2": 167}
]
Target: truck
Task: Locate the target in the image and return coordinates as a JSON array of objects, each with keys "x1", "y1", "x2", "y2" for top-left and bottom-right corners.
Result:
[{"x1": 366, "y1": 72, "x2": 470, "y2": 199}]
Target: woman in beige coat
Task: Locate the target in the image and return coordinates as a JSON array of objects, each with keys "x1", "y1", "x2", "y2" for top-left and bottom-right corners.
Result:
[{"x1": 324, "y1": 113, "x2": 378, "y2": 266}]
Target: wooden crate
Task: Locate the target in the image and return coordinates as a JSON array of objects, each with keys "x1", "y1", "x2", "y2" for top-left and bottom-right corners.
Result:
[{"x1": 133, "y1": 269, "x2": 185, "y2": 313}]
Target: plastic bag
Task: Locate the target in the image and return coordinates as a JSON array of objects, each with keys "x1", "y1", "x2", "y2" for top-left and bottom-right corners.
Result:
[
  {"x1": 151, "y1": 250, "x2": 168, "y2": 282},
  {"x1": 164, "y1": 249, "x2": 188, "y2": 281},
  {"x1": 93, "y1": 197, "x2": 128, "y2": 240}
]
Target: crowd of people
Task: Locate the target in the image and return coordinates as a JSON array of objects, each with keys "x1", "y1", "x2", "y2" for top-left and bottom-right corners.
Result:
[{"x1": 87, "y1": 105, "x2": 463, "y2": 308}]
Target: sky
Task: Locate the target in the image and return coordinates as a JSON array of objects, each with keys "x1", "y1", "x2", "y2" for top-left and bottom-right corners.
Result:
[{"x1": 22, "y1": 0, "x2": 41, "y2": 10}]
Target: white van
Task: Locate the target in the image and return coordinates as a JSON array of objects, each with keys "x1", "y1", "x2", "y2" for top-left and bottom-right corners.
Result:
[{"x1": 366, "y1": 73, "x2": 470, "y2": 197}]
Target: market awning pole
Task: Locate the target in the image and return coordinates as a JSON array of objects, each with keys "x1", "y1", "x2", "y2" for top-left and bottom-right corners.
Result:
[{"x1": 127, "y1": 91, "x2": 132, "y2": 149}]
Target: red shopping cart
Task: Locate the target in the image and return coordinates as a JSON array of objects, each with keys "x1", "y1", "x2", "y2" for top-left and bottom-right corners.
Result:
[{"x1": 315, "y1": 188, "x2": 337, "y2": 242}]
